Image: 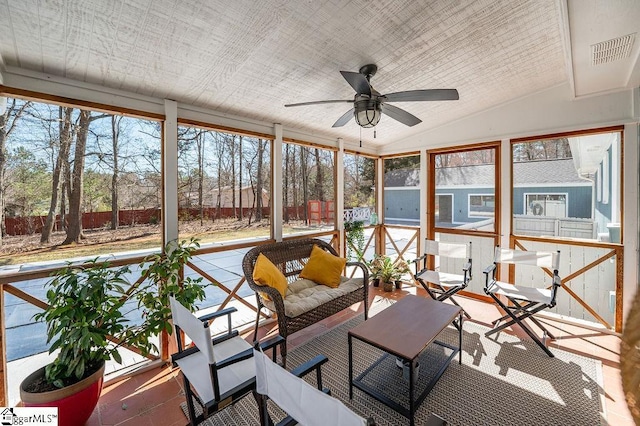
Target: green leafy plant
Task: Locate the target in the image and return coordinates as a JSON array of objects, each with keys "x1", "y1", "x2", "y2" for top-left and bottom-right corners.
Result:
[
  {"x1": 344, "y1": 220, "x2": 365, "y2": 261},
  {"x1": 34, "y1": 261, "x2": 151, "y2": 389},
  {"x1": 368, "y1": 254, "x2": 410, "y2": 283},
  {"x1": 136, "y1": 237, "x2": 207, "y2": 337},
  {"x1": 33, "y1": 238, "x2": 207, "y2": 390}
]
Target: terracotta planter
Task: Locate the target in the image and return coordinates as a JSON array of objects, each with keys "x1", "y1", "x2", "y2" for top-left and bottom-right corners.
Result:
[
  {"x1": 382, "y1": 281, "x2": 394, "y2": 292},
  {"x1": 20, "y1": 361, "x2": 105, "y2": 426}
]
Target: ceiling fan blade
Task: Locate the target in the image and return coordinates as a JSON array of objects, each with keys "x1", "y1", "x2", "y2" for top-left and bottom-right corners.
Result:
[
  {"x1": 381, "y1": 104, "x2": 422, "y2": 127},
  {"x1": 285, "y1": 99, "x2": 353, "y2": 107},
  {"x1": 383, "y1": 89, "x2": 459, "y2": 102},
  {"x1": 340, "y1": 71, "x2": 371, "y2": 96},
  {"x1": 332, "y1": 108, "x2": 355, "y2": 127}
]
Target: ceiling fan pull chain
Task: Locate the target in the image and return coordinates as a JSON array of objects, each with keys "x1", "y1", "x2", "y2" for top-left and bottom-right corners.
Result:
[
  {"x1": 374, "y1": 127, "x2": 377, "y2": 139},
  {"x1": 359, "y1": 127, "x2": 362, "y2": 147}
]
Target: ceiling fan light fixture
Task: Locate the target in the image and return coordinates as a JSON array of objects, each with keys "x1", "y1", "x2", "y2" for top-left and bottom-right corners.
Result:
[{"x1": 354, "y1": 99, "x2": 381, "y2": 128}]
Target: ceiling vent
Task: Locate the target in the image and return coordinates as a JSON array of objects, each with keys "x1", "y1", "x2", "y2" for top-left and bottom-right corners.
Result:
[{"x1": 591, "y1": 33, "x2": 636, "y2": 65}]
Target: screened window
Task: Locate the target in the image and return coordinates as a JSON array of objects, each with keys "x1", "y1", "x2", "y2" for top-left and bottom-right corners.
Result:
[
  {"x1": 383, "y1": 155, "x2": 420, "y2": 226},
  {"x1": 432, "y1": 147, "x2": 497, "y2": 232},
  {"x1": 282, "y1": 142, "x2": 335, "y2": 236},
  {"x1": 512, "y1": 130, "x2": 621, "y2": 241},
  {"x1": 344, "y1": 153, "x2": 376, "y2": 224},
  {"x1": 176, "y1": 125, "x2": 272, "y2": 243},
  {"x1": 0, "y1": 97, "x2": 162, "y2": 265}
]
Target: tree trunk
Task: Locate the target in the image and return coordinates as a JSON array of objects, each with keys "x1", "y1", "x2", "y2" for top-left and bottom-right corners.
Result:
[
  {"x1": 42, "y1": 107, "x2": 73, "y2": 242},
  {"x1": 238, "y1": 136, "x2": 243, "y2": 221},
  {"x1": 255, "y1": 139, "x2": 264, "y2": 221},
  {"x1": 0, "y1": 99, "x2": 31, "y2": 245},
  {"x1": 283, "y1": 143, "x2": 289, "y2": 222},
  {"x1": 197, "y1": 132, "x2": 204, "y2": 226},
  {"x1": 315, "y1": 148, "x2": 324, "y2": 201},
  {"x1": 110, "y1": 116, "x2": 120, "y2": 230},
  {"x1": 301, "y1": 147, "x2": 309, "y2": 224},
  {"x1": 230, "y1": 135, "x2": 236, "y2": 219},
  {"x1": 63, "y1": 110, "x2": 92, "y2": 245}
]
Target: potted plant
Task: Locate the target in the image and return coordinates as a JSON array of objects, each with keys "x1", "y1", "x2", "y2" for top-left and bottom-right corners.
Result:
[
  {"x1": 369, "y1": 255, "x2": 410, "y2": 292},
  {"x1": 344, "y1": 220, "x2": 365, "y2": 262},
  {"x1": 20, "y1": 238, "x2": 206, "y2": 425}
]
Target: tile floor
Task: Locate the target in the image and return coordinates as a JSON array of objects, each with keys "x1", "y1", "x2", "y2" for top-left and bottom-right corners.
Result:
[{"x1": 88, "y1": 284, "x2": 634, "y2": 425}]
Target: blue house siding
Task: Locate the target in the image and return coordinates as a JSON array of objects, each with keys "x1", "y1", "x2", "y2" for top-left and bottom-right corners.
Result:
[
  {"x1": 384, "y1": 189, "x2": 420, "y2": 224},
  {"x1": 513, "y1": 186, "x2": 592, "y2": 218}
]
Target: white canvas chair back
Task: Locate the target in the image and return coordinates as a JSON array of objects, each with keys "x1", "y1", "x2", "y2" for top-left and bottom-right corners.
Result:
[
  {"x1": 494, "y1": 247, "x2": 560, "y2": 271},
  {"x1": 424, "y1": 239, "x2": 469, "y2": 259},
  {"x1": 169, "y1": 296, "x2": 215, "y2": 364},
  {"x1": 421, "y1": 240, "x2": 470, "y2": 285},
  {"x1": 254, "y1": 349, "x2": 368, "y2": 426}
]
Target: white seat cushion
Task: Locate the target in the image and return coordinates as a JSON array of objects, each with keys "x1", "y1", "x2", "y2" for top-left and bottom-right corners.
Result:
[
  {"x1": 486, "y1": 280, "x2": 553, "y2": 305},
  {"x1": 416, "y1": 270, "x2": 465, "y2": 287},
  {"x1": 263, "y1": 277, "x2": 364, "y2": 318},
  {"x1": 175, "y1": 336, "x2": 253, "y2": 404}
]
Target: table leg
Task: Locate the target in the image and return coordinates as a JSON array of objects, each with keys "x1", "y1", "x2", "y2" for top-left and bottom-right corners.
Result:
[
  {"x1": 409, "y1": 358, "x2": 415, "y2": 426},
  {"x1": 458, "y1": 312, "x2": 463, "y2": 365},
  {"x1": 348, "y1": 334, "x2": 353, "y2": 399}
]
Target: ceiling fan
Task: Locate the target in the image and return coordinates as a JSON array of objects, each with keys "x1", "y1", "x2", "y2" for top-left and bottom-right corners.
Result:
[{"x1": 284, "y1": 64, "x2": 459, "y2": 128}]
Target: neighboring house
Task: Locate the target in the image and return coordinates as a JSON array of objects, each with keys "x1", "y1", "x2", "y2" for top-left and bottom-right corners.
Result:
[
  {"x1": 384, "y1": 153, "x2": 616, "y2": 239},
  {"x1": 209, "y1": 186, "x2": 270, "y2": 209}
]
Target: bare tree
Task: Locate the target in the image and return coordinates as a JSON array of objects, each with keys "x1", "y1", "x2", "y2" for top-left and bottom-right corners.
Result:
[
  {"x1": 301, "y1": 146, "x2": 309, "y2": 223},
  {"x1": 41, "y1": 107, "x2": 73, "y2": 243},
  {"x1": 0, "y1": 98, "x2": 31, "y2": 245},
  {"x1": 255, "y1": 139, "x2": 264, "y2": 221},
  {"x1": 110, "y1": 115, "x2": 123, "y2": 230},
  {"x1": 238, "y1": 136, "x2": 243, "y2": 221},
  {"x1": 63, "y1": 110, "x2": 108, "y2": 245}
]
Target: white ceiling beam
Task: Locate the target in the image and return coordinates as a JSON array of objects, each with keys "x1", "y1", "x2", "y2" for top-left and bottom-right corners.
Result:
[{"x1": 559, "y1": 0, "x2": 577, "y2": 99}]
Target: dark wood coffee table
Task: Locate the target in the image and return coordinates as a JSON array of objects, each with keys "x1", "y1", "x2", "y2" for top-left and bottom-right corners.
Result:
[{"x1": 348, "y1": 295, "x2": 462, "y2": 426}]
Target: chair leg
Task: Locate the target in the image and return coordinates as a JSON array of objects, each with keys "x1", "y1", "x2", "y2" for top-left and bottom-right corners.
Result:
[
  {"x1": 182, "y1": 376, "x2": 199, "y2": 426},
  {"x1": 487, "y1": 294, "x2": 554, "y2": 357},
  {"x1": 254, "y1": 391, "x2": 274, "y2": 426},
  {"x1": 445, "y1": 295, "x2": 471, "y2": 319},
  {"x1": 253, "y1": 306, "x2": 262, "y2": 343}
]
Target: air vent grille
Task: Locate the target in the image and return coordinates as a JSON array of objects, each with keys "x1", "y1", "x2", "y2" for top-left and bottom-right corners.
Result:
[{"x1": 591, "y1": 33, "x2": 636, "y2": 65}]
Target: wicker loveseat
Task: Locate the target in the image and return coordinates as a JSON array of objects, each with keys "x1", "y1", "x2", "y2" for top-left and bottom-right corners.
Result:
[{"x1": 243, "y1": 238, "x2": 369, "y2": 365}]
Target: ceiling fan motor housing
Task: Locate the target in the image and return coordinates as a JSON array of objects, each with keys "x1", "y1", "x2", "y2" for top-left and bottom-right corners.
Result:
[{"x1": 354, "y1": 98, "x2": 381, "y2": 128}]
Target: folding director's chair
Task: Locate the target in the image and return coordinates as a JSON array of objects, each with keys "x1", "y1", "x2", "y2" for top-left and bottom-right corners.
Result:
[
  {"x1": 253, "y1": 346, "x2": 375, "y2": 426},
  {"x1": 169, "y1": 296, "x2": 284, "y2": 425},
  {"x1": 413, "y1": 239, "x2": 472, "y2": 319},
  {"x1": 483, "y1": 247, "x2": 562, "y2": 357}
]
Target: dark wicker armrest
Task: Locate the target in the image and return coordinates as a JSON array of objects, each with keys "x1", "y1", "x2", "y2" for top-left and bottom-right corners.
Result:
[{"x1": 346, "y1": 260, "x2": 369, "y2": 283}]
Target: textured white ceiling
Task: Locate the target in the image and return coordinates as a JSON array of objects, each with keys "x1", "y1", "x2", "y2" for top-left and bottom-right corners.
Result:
[{"x1": 0, "y1": 0, "x2": 637, "y2": 146}]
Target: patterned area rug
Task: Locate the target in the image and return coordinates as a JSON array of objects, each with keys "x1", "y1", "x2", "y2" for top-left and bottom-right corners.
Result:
[{"x1": 183, "y1": 297, "x2": 605, "y2": 426}]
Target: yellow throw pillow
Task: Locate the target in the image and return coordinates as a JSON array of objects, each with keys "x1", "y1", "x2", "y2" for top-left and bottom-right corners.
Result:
[
  {"x1": 253, "y1": 253, "x2": 288, "y2": 299},
  {"x1": 300, "y1": 245, "x2": 346, "y2": 288}
]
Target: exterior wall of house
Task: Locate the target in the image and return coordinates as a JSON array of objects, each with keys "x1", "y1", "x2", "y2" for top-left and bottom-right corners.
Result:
[
  {"x1": 383, "y1": 188, "x2": 419, "y2": 225},
  {"x1": 513, "y1": 186, "x2": 592, "y2": 218}
]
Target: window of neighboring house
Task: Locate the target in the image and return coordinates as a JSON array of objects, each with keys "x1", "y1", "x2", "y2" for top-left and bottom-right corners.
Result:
[
  {"x1": 512, "y1": 128, "x2": 621, "y2": 241},
  {"x1": 524, "y1": 193, "x2": 568, "y2": 217},
  {"x1": 282, "y1": 142, "x2": 336, "y2": 237},
  {"x1": 176, "y1": 124, "x2": 272, "y2": 243},
  {"x1": 469, "y1": 194, "x2": 495, "y2": 218}
]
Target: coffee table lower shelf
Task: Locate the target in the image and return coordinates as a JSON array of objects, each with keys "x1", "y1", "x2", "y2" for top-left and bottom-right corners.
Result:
[{"x1": 350, "y1": 339, "x2": 459, "y2": 422}]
